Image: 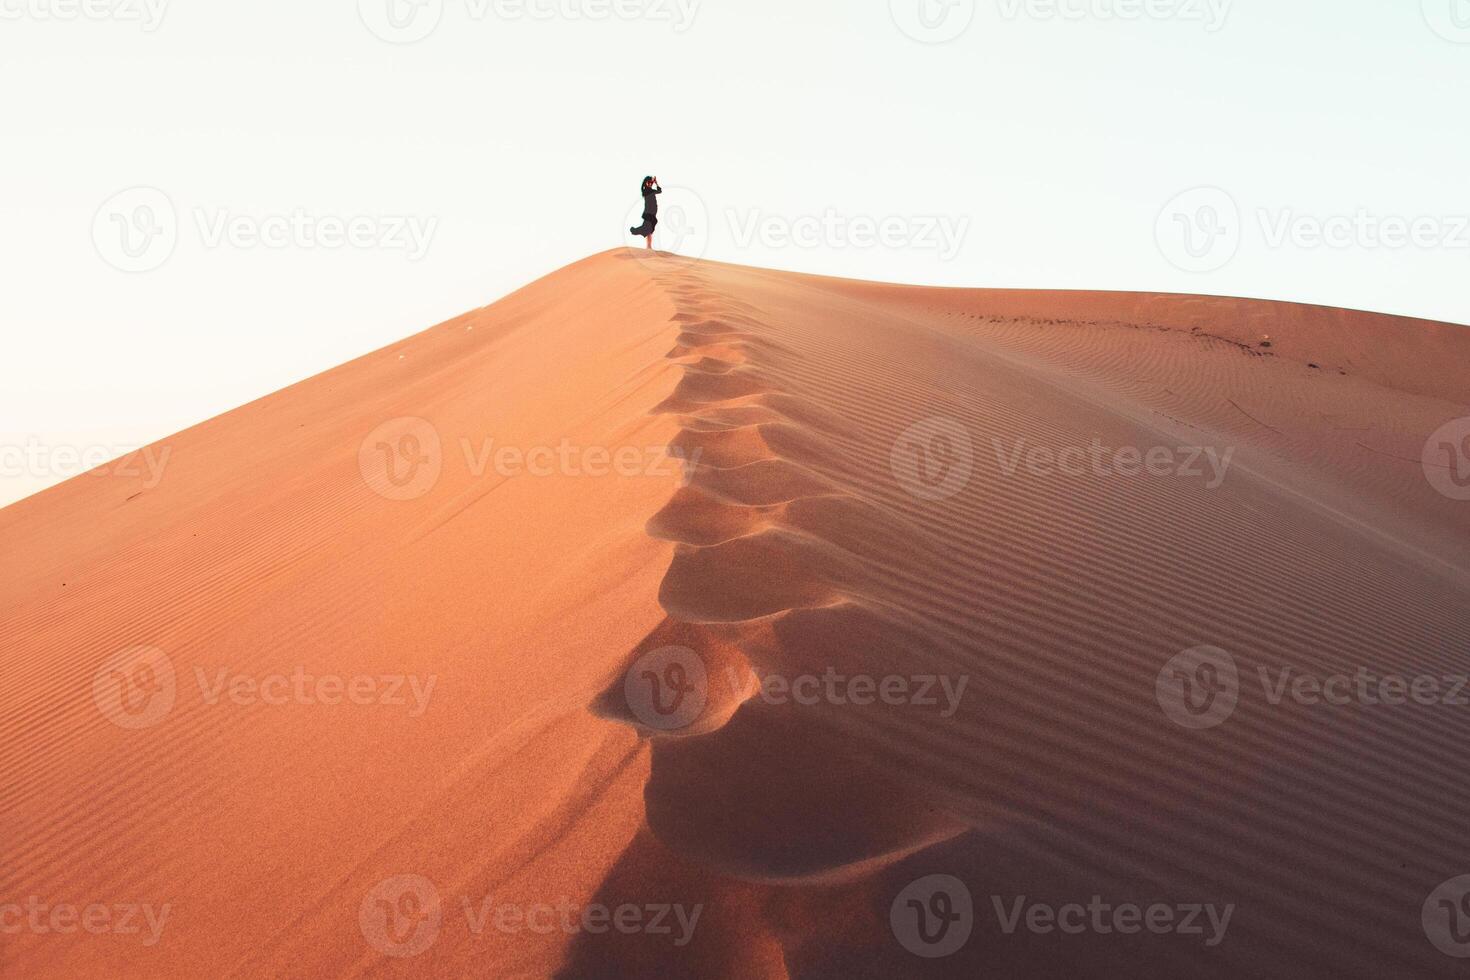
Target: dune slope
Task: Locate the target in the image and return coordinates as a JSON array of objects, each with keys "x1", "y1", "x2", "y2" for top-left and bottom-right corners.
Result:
[{"x1": 3, "y1": 250, "x2": 1469, "y2": 978}]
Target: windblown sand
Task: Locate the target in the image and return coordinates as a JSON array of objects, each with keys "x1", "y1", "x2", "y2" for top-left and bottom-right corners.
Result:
[{"x1": 3, "y1": 250, "x2": 1468, "y2": 978}]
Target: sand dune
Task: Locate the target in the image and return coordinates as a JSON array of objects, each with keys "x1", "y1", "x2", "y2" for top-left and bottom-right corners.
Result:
[{"x1": 3, "y1": 250, "x2": 1469, "y2": 978}]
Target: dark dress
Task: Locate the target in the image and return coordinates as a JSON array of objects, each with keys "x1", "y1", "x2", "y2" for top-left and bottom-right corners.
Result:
[{"x1": 630, "y1": 183, "x2": 662, "y2": 236}]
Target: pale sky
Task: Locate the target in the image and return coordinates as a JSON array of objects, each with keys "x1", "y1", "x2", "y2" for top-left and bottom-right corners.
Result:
[{"x1": 3, "y1": 0, "x2": 1468, "y2": 506}]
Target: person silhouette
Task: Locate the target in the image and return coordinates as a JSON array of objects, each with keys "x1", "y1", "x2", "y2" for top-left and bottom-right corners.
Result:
[{"x1": 629, "y1": 176, "x2": 662, "y2": 250}]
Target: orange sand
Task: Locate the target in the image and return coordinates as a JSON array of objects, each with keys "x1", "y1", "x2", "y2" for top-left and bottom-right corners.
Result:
[{"x1": 3, "y1": 250, "x2": 1468, "y2": 978}]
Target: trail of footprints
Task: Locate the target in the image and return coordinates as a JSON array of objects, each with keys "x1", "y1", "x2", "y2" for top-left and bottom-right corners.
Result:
[
  {"x1": 589, "y1": 267, "x2": 982, "y2": 898},
  {"x1": 595, "y1": 270, "x2": 868, "y2": 738}
]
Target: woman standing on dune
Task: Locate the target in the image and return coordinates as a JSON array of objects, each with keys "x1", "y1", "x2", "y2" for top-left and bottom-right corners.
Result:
[{"x1": 629, "y1": 176, "x2": 661, "y2": 250}]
